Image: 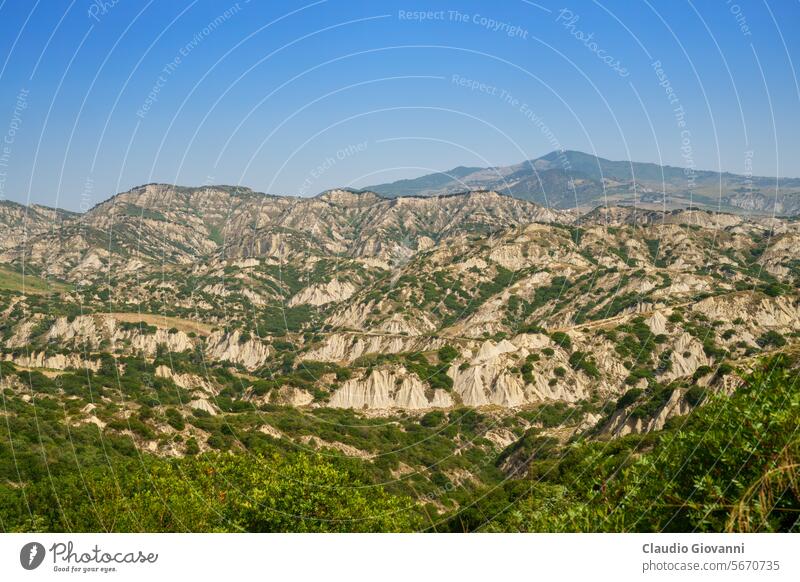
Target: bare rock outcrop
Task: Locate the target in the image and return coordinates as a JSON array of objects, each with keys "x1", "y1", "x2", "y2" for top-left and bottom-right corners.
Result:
[
  {"x1": 603, "y1": 388, "x2": 692, "y2": 437},
  {"x1": 4, "y1": 351, "x2": 101, "y2": 371},
  {"x1": 663, "y1": 333, "x2": 713, "y2": 381},
  {"x1": 328, "y1": 367, "x2": 453, "y2": 410},
  {"x1": 155, "y1": 365, "x2": 216, "y2": 394},
  {"x1": 204, "y1": 330, "x2": 270, "y2": 371},
  {"x1": 288, "y1": 279, "x2": 356, "y2": 307}
]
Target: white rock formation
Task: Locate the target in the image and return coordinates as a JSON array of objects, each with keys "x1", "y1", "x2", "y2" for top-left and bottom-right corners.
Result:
[
  {"x1": 663, "y1": 333, "x2": 713, "y2": 381},
  {"x1": 270, "y1": 385, "x2": 314, "y2": 406},
  {"x1": 154, "y1": 365, "x2": 216, "y2": 394},
  {"x1": 4, "y1": 352, "x2": 101, "y2": 371},
  {"x1": 189, "y1": 398, "x2": 218, "y2": 416},
  {"x1": 289, "y1": 279, "x2": 356, "y2": 307},
  {"x1": 605, "y1": 388, "x2": 692, "y2": 437},
  {"x1": 205, "y1": 330, "x2": 270, "y2": 371},
  {"x1": 303, "y1": 332, "x2": 444, "y2": 363},
  {"x1": 328, "y1": 367, "x2": 453, "y2": 410}
]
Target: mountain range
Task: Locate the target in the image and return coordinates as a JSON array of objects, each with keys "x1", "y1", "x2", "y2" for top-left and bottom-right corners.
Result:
[{"x1": 365, "y1": 150, "x2": 800, "y2": 215}]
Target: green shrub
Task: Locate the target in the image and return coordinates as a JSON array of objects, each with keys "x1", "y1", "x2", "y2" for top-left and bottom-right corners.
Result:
[
  {"x1": 4, "y1": 453, "x2": 420, "y2": 532},
  {"x1": 568, "y1": 351, "x2": 600, "y2": 378},
  {"x1": 616, "y1": 388, "x2": 642, "y2": 409},
  {"x1": 437, "y1": 345, "x2": 459, "y2": 364},
  {"x1": 165, "y1": 408, "x2": 185, "y2": 431},
  {"x1": 684, "y1": 385, "x2": 708, "y2": 406},
  {"x1": 757, "y1": 330, "x2": 786, "y2": 349},
  {"x1": 550, "y1": 332, "x2": 572, "y2": 352},
  {"x1": 420, "y1": 410, "x2": 445, "y2": 427}
]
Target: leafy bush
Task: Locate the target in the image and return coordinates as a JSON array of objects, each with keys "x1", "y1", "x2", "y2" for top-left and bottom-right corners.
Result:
[
  {"x1": 461, "y1": 355, "x2": 800, "y2": 533},
  {"x1": 616, "y1": 388, "x2": 642, "y2": 409},
  {"x1": 692, "y1": 365, "x2": 713, "y2": 381},
  {"x1": 437, "y1": 345, "x2": 459, "y2": 364},
  {"x1": 4, "y1": 453, "x2": 420, "y2": 532},
  {"x1": 164, "y1": 408, "x2": 185, "y2": 431},
  {"x1": 550, "y1": 332, "x2": 572, "y2": 352},
  {"x1": 757, "y1": 330, "x2": 786, "y2": 349},
  {"x1": 420, "y1": 410, "x2": 445, "y2": 427},
  {"x1": 568, "y1": 351, "x2": 600, "y2": 378},
  {"x1": 684, "y1": 385, "x2": 707, "y2": 406}
]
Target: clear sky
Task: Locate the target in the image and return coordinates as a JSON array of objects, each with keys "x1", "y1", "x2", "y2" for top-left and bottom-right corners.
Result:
[{"x1": 0, "y1": 0, "x2": 798, "y2": 210}]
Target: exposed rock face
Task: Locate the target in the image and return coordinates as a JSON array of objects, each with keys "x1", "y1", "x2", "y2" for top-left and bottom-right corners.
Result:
[
  {"x1": 154, "y1": 365, "x2": 216, "y2": 394},
  {"x1": 663, "y1": 333, "x2": 713, "y2": 381},
  {"x1": 8, "y1": 176, "x2": 800, "y2": 484},
  {"x1": 0, "y1": 200, "x2": 76, "y2": 253},
  {"x1": 189, "y1": 398, "x2": 218, "y2": 416},
  {"x1": 47, "y1": 316, "x2": 101, "y2": 348},
  {"x1": 126, "y1": 328, "x2": 194, "y2": 356},
  {"x1": 270, "y1": 385, "x2": 314, "y2": 406},
  {"x1": 315, "y1": 282, "x2": 800, "y2": 411},
  {"x1": 299, "y1": 435, "x2": 375, "y2": 459},
  {"x1": 321, "y1": 332, "x2": 625, "y2": 411},
  {"x1": 376, "y1": 313, "x2": 437, "y2": 336},
  {"x1": 2, "y1": 183, "x2": 799, "y2": 424},
  {"x1": 5, "y1": 320, "x2": 38, "y2": 348},
  {"x1": 484, "y1": 428, "x2": 519, "y2": 449},
  {"x1": 473, "y1": 339, "x2": 519, "y2": 363},
  {"x1": 204, "y1": 331, "x2": 270, "y2": 371},
  {"x1": 328, "y1": 368, "x2": 453, "y2": 410},
  {"x1": 6, "y1": 185, "x2": 571, "y2": 281},
  {"x1": 4, "y1": 352, "x2": 100, "y2": 371},
  {"x1": 451, "y1": 361, "x2": 528, "y2": 407},
  {"x1": 326, "y1": 301, "x2": 374, "y2": 330},
  {"x1": 289, "y1": 279, "x2": 356, "y2": 306},
  {"x1": 604, "y1": 388, "x2": 692, "y2": 437},
  {"x1": 646, "y1": 311, "x2": 668, "y2": 335},
  {"x1": 693, "y1": 293, "x2": 800, "y2": 330},
  {"x1": 303, "y1": 332, "x2": 444, "y2": 363},
  {"x1": 450, "y1": 339, "x2": 530, "y2": 406}
]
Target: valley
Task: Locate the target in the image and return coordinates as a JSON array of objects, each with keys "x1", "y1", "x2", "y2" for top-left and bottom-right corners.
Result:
[{"x1": 0, "y1": 181, "x2": 798, "y2": 532}]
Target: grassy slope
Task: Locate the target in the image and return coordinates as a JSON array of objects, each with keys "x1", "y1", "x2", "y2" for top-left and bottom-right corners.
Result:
[{"x1": 0, "y1": 265, "x2": 71, "y2": 295}]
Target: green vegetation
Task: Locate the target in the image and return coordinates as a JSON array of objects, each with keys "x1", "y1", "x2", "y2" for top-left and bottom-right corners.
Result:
[
  {"x1": 758, "y1": 330, "x2": 787, "y2": 349},
  {"x1": 5, "y1": 355, "x2": 795, "y2": 533},
  {"x1": 3, "y1": 453, "x2": 419, "y2": 532},
  {"x1": 403, "y1": 351, "x2": 453, "y2": 392},
  {"x1": 258, "y1": 305, "x2": 316, "y2": 335},
  {"x1": 0, "y1": 266, "x2": 71, "y2": 295},
  {"x1": 568, "y1": 350, "x2": 599, "y2": 378},
  {"x1": 447, "y1": 355, "x2": 800, "y2": 532},
  {"x1": 0, "y1": 203, "x2": 798, "y2": 535},
  {"x1": 550, "y1": 331, "x2": 572, "y2": 352},
  {"x1": 437, "y1": 345, "x2": 459, "y2": 364},
  {"x1": 352, "y1": 350, "x2": 454, "y2": 392}
]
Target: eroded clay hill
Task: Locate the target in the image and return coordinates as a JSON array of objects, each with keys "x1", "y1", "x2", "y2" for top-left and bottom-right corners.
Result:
[{"x1": 0, "y1": 184, "x2": 798, "y2": 459}]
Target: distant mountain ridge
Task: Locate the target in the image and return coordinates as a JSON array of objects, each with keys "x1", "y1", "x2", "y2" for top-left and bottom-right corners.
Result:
[
  {"x1": 364, "y1": 150, "x2": 800, "y2": 215},
  {"x1": 3, "y1": 150, "x2": 799, "y2": 218}
]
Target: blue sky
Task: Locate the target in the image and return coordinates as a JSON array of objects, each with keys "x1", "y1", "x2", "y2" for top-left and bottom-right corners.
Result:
[{"x1": 0, "y1": 0, "x2": 798, "y2": 210}]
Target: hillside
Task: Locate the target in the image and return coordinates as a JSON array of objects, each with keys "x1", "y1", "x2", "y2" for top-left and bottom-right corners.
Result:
[{"x1": 0, "y1": 183, "x2": 798, "y2": 532}]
